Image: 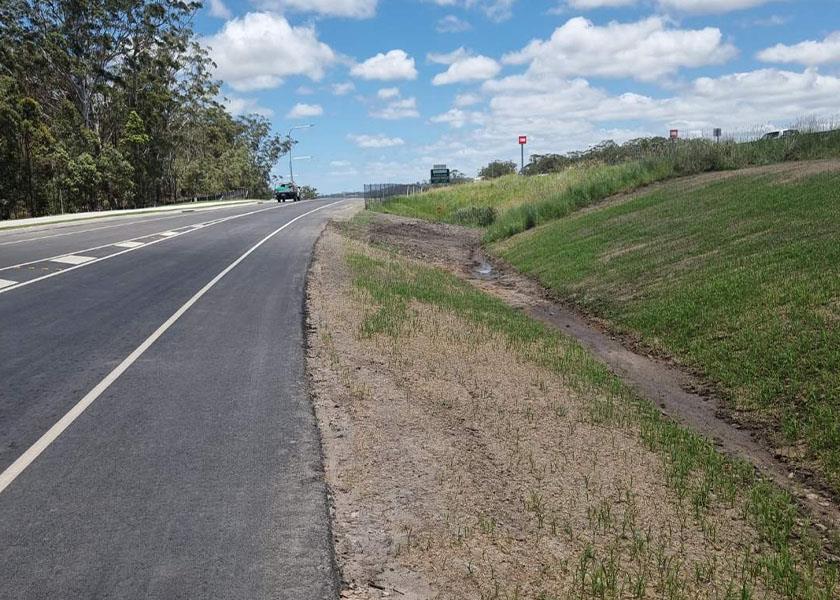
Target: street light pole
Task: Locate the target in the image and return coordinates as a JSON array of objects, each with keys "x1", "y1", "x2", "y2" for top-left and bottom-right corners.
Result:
[{"x1": 287, "y1": 124, "x2": 314, "y2": 185}]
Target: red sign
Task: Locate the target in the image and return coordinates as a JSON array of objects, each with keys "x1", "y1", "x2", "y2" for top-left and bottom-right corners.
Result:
[
  {"x1": 669, "y1": 129, "x2": 679, "y2": 140},
  {"x1": 518, "y1": 135, "x2": 527, "y2": 145}
]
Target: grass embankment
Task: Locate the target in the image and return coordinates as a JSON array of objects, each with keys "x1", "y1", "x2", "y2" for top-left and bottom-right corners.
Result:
[
  {"x1": 371, "y1": 129, "x2": 840, "y2": 242},
  {"x1": 498, "y1": 171, "x2": 840, "y2": 494},
  {"x1": 316, "y1": 230, "x2": 837, "y2": 598},
  {"x1": 375, "y1": 160, "x2": 674, "y2": 240}
]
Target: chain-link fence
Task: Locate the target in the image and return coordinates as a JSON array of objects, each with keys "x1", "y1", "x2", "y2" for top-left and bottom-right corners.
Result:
[{"x1": 363, "y1": 183, "x2": 428, "y2": 208}]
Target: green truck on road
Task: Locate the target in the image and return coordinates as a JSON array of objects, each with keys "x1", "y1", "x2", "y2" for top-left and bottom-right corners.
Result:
[{"x1": 274, "y1": 183, "x2": 301, "y2": 202}]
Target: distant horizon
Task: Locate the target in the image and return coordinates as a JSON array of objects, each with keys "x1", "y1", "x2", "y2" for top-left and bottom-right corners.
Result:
[{"x1": 194, "y1": 1, "x2": 840, "y2": 194}]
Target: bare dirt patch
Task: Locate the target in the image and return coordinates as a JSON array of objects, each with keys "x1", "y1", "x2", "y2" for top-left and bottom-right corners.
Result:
[
  {"x1": 343, "y1": 184, "x2": 840, "y2": 534},
  {"x1": 307, "y1": 228, "x2": 790, "y2": 598}
]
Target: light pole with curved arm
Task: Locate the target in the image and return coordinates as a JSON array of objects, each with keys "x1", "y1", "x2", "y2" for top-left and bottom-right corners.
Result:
[{"x1": 288, "y1": 124, "x2": 314, "y2": 185}]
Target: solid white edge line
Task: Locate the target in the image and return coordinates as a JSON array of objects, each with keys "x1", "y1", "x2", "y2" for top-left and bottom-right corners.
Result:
[
  {"x1": 0, "y1": 203, "x2": 288, "y2": 294},
  {"x1": 0, "y1": 200, "x2": 341, "y2": 495}
]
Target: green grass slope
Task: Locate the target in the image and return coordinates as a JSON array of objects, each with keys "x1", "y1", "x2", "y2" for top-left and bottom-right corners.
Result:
[{"x1": 496, "y1": 170, "x2": 840, "y2": 493}]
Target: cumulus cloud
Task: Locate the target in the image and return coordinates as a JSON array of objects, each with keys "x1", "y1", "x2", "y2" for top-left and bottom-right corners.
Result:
[
  {"x1": 657, "y1": 0, "x2": 774, "y2": 13},
  {"x1": 377, "y1": 87, "x2": 401, "y2": 99},
  {"x1": 254, "y1": 0, "x2": 377, "y2": 18},
  {"x1": 437, "y1": 15, "x2": 472, "y2": 33},
  {"x1": 207, "y1": 0, "x2": 231, "y2": 19},
  {"x1": 502, "y1": 17, "x2": 736, "y2": 82},
  {"x1": 430, "y1": 108, "x2": 485, "y2": 128},
  {"x1": 287, "y1": 103, "x2": 324, "y2": 118},
  {"x1": 332, "y1": 82, "x2": 356, "y2": 95},
  {"x1": 348, "y1": 134, "x2": 406, "y2": 148},
  {"x1": 351, "y1": 50, "x2": 418, "y2": 81},
  {"x1": 428, "y1": 0, "x2": 517, "y2": 21},
  {"x1": 203, "y1": 13, "x2": 336, "y2": 91},
  {"x1": 560, "y1": 0, "x2": 775, "y2": 13},
  {"x1": 454, "y1": 93, "x2": 482, "y2": 107},
  {"x1": 371, "y1": 97, "x2": 420, "y2": 120},
  {"x1": 758, "y1": 32, "x2": 840, "y2": 66},
  {"x1": 429, "y1": 47, "x2": 501, "y2": 85},
  {"x1": 222, "y1": 95, "x2": 274, "y2": 117}
]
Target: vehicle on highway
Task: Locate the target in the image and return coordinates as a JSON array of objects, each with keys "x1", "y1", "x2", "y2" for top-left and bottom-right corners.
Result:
[
  {"x1": 762, "y1": 129, "x2": 799, "y2": 140},
  {"x1": 274, "y1": 183, "x2": 301, "y2": 202}
]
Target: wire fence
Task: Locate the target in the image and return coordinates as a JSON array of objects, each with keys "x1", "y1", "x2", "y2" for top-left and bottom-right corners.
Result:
[{"x1": 363, "y1": 183, "x2": 429, "y2": 208}]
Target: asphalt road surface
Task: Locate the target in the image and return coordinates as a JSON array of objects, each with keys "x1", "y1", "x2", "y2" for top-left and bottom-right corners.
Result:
[{"x1": 0, "y1": 199, "x2": 348, "y2": 599}]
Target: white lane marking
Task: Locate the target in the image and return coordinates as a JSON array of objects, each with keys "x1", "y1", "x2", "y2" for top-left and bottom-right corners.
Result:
[
  {"x1": 0, "y1": 278, "x2": 16, "y2": 290},
  {"x1": 113, "y1": 241, "x2": 144, "y2": 249},
  {"x1": 0, "y1": 202, "x2": 262, "y2": 246},
  {"x1": 50, "y1": 255, "x2": 95, "y2": 265},
  {"x1": 159, "y1": 231, "x2": 178, "y2": 237},
  {"x1": 0, "y1": 201, "x2": 341, "y2": 495},
  {"x1": 0, "y1": 203, "x2": 296, "y2": 294},
  {"x1": 0, "y1": 214, "x2": 188, "y2": 246}
]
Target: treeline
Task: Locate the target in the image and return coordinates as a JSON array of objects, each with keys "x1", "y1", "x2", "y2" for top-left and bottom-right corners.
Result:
[{"x1": 0, "y1": 0, "x2": 288, "y2": 220}]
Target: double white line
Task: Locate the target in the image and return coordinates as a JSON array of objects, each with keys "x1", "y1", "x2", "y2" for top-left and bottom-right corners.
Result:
[{"x1": 0, "y1": 201, "x2": 340, "y2": 495}]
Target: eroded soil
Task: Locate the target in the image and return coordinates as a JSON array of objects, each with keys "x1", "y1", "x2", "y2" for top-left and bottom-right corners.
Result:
[{"x1": 307, "y1": 228, "x2": 788, "y2": 598}]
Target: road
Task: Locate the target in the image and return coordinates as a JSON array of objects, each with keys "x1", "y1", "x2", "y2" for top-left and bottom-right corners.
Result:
[{"x1": 0, "y1": 199, "x2": 347, "y2": 599}]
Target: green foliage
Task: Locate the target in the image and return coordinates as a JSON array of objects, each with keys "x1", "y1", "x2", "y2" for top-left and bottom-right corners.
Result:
[
  {"x1": 299, "y1": 185, "x2": 319, "y2": 200},
  {"x1": 373, "y1": 129, "x2": 840, "y2": 244},
  {"x1": 499, "y1": 171, "x2": 840, "y2": 494},
  {"x1": 479, "y1": 160, "x2": 518, "y2": 179},
  {"x1": 347, "y1": 243, "x2": 838, "y2": 598},
  {"x1": 0, "y1": 0, "x2": 289, "y2": 218}
]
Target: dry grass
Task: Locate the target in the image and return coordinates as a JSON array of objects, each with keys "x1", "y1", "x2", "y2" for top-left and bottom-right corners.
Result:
[{"x1": 307, "y1": 228, "x2": 826, "y2": 599}]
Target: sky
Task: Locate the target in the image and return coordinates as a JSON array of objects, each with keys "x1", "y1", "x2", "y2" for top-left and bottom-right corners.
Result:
[{"x1": 194, "y1": 0, "x2": 840, "y2": 193}]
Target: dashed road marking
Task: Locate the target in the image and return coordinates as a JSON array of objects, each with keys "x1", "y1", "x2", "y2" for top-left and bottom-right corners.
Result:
[
  {"x1": 112, "y1": 241, "x2": 144, "y2": 249},
  {"x1": 159, "y1": 231, "x2": 178, "y2": 237},
  {"x1": 50, "y1": 255, "x2": 95, "y2": 265},
  {"x1": 0, "y1": 279, "x2": 17, "y2": 290}
]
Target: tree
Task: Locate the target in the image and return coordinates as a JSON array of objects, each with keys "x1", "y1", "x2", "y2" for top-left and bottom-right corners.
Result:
[
  {"x1": 479, "y1": 160, "x2": 517, "y2": 179},
  {"x1": 299, "y1": 185, "x2": 318, "y2": 200},
  {"x1": 0, "y1": 0, "x2": 290, "y2": 219}
]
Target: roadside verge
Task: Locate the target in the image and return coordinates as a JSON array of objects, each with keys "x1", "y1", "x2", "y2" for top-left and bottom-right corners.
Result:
[{"x1": 306, "y1": 220, "x2": 838, "y2": 599}]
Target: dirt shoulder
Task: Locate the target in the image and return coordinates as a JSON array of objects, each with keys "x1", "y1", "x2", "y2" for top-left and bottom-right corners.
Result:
[
  {"x1": 344, "y1": 209, "x2": 840, "y2": 533},
  {"x1": 306, "y1": 222, "x2": 836, "y2": 598}
]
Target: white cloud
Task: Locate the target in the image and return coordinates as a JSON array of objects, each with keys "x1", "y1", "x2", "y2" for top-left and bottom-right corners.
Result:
[
  {"x1": 430, "y1": 108, "x2": 485, "y2": 128},
  {"x1": 502, "y1": 17, "x2": 736, "y2": 82},
  {"x1": 425, "y1": 66, "x2": 840, "y2": 178},
  {"x1": 332, "y1": 82, "x2": 356, "y2": 95},
  {"x1": 377, "y1": 87, "x2": 401, "y2": 99},
  {"x1": 566, "y1": 0, "x2": 634, "y2": 7},
  {"x1": 437, "y1": 15, "x2": 472, "y2": 33},
  {"x1": 348, "y1": 134, "x2": 406, "y2": 148},
  {"x1": 658, "y1": 0, "x2": 774, "y2": 13},
  {"x1": 454, "y1": 93, "x2": 482, "y2": 107},
  {"x1": 203, "y1": 13, "x2": 336, "y2": 91},
  {"x1": 758, "y1": 32, "x2": 840, "y2": 66},
  {"x1": 330, "y1": 160, "x2": 351, "y2": 167},
  {"x1": 428, "y1": 0, "x2": 516, "y2": 21},
  {"x1": 351, "y1": 49, "x2": 418, "y2": 81},
  {"x1": 371, "y1": 97, "x2": 420, "y2": 120},
  {"x1": 207, "y1": 0, "x2": 232, "y2": 19},
  {"x1": 560, "y1": 0, "x2": 775, "y2": 13},
  {"x1": 222, "y1": 95, "x2": 274, "y2": 117},
  {"x1": 287, "y1": 103, "x2": 324, "y2": 118},
  {"x1": 433, "y1": 53, "x2": 501, "y2": 85},
  {"x1": 255, "y1": 0, "x2": 377, "y2": 18}
]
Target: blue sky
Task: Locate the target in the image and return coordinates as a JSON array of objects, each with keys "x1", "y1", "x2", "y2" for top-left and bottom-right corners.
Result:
[{"x1": 194, "y1": 1, "x2": 840, "y2": 193}]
